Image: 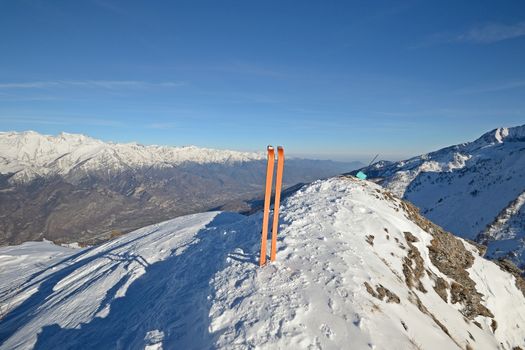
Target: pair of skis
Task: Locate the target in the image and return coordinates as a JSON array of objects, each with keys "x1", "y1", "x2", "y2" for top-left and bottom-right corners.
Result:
[{"x1": 259, "y1": 145, "x2": 285, "y2": 266}]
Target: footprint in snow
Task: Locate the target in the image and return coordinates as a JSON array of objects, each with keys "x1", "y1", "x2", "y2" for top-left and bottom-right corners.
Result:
[
  {"x1": 336, "y1": 287, "x2": 349, "y2": 298},
  {"x1": 328, "y1": 297, "x2": 335, "y2": 311},
  {"x1": 320, "y1": 324, "x2": 334, "y2": 339},
  {"x1": 352, "y1": 314, "x2": 362, "y2": 328}
]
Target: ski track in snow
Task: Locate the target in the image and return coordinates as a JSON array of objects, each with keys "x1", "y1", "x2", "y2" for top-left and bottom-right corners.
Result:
[{"x1": 1, "y1": 177, "x2": 524, "y2": 349}]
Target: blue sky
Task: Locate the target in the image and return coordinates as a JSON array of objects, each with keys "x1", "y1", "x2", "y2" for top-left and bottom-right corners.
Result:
[{"x1": 1, "y1": 0, "x2": 524, "y2": 161}]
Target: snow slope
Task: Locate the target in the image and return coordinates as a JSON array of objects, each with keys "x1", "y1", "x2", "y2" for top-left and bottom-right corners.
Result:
[
  {"x1": 1, "y1": 177, "x2": 524, "y2": 349},
  {"x1": 0, "y1": 131, "x2": 264, "y2": 183},
  {"x1": 355, "y1": 125, "x2": 525, "y2": 267}
]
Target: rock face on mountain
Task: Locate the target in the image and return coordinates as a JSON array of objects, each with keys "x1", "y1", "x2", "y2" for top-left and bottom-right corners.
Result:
[
  {"x1": 0, "y1": 131, "x2": 361, "y2": 246},
  {"x1": 1, "y1": 177, "x2": 524, "y2": 349},
  {"x1": 354, "y1": 125, "x2": 525, "y2": 268}
]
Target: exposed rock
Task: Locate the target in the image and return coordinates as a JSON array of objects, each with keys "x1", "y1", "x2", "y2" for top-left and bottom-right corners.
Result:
[
  {"x1": 377, "y1": 285, "x2": 401, "y2": 304},
  {"x1": 398, "y1": 198, "x2": 496, "y2": 320},
  {"x1": 433, "y1": 277, "x2": 449, "y2": 303},
  {"x1": 449, "y1": 282, "x2": 494, "y2": 319},
  {"x1": 430, "y1": 236, "x2": 494, "y2": 319},
  {"x1": 404, "y1": 231, "x2": 419, "y2": 243},
  {"x1": 364, "y1": 282, "x2": 400, "y2": 304},
  {"x1": 402, "y1": 232, "x2": 427, "y2": 293},
  {"x1": 491, "y1": 319, "x2": 498, "y2": 333}
]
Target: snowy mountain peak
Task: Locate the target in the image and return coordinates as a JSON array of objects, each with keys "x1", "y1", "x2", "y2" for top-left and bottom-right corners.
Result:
[
  {"x1": 475, "y1": 125, "x2": 525, "y2": 146},
  {"x1": 1, "y1": 176, "x2": 524, "y2": 349},
  {"x1": 0, "y1": 131, "x2": 265, "y2": 183},
  {"x1": 495, "y1": 128, "x2": 509, "y2": 143},
  {"x1": 56, "y1": 131, "x2": 95, "y2": 143}
]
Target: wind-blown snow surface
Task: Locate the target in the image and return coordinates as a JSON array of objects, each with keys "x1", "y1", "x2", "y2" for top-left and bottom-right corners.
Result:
[
  {"x1": 1, "y1": 178, "x2": 524, "y2": 349},
  {"x1": 0, "y1": 131, "x2": 264, "y2": 183}
]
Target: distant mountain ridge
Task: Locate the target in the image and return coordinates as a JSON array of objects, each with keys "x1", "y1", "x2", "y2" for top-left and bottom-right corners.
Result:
[
  {"x1": 354, "y1": 125, "x2": 525, "y2": 268},
  {"x1": 0, "y1": 131, "x2": 265, "y2": 184},
  {"x1": 0, "y1": 131, "x2": 362, "y2": 246}
]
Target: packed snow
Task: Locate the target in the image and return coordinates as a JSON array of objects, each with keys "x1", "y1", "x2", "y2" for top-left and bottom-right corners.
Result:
[{"x1": 1, "y1": 177, "x2": 524, "y2": 349}]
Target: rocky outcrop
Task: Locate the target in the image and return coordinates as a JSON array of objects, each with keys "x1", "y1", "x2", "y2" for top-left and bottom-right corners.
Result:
[
  {"x1": 402, "y1": 231, "x2": 427, "y2": 293},
  {"x1": 364, "y1": 282, "x2": 401, "y2": 303},
  {"x1": 402, "y1": 198, "x2": 495, "y2": 319}
]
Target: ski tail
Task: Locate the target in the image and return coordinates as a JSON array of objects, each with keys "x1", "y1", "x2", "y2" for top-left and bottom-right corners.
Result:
[
  {"x1": 259, "y1": 146, "x2": 275, "y2": 266},
  {"x1": 270, "y1": 146, "x2": 284, "y2": 262}
]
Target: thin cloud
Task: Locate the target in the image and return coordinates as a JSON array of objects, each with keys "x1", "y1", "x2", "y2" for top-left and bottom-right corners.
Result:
[
  {"x1": 0, "y1": 95, "x2": 61, "y2": 102},
  {"x1": 148, "y1": 122, "x2": 178, "y2": 129},
  {"x1": 0, "y1": 82, "x2": 62, "y2": 89},
  {"x1": 0, "y1": 80, "x2": 185, "y2": 90},
  {"x1": 222, "y1": 61, "x2": 284, "y2": 78},
  {"x1": 371, "y1": 108, "x2": 525, "y2": 118},
  {"x1": 173, "y1": 61, "x2": 285, "y2": 78},
  {"x1": 456, "y1": 80, "x2": 525, "y2": 94},
  {"x1": 457, "y1": 21, "x2": 525, "y2": 44},
  {"x1": 413, "y1": 21, "x2": 525, "y2": 48},
  {"x1": 0, "y1": 115, "x2": 124, "y2": 127}
]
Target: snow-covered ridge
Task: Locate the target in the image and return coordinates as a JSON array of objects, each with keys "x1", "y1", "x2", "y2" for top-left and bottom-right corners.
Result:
[
  {"x1": 480, "y1": 191, "x2": 525, "y2": 265},
  {"x1": 480, "y1": 191, "x2": 525, "y2": 242},
  {"x1": 382, "y1": 124, "x2": 524, "y2": 196},
  {"x1": 0, "y1": 131, "x2": 265, "y2": 183},
  {"x1": 475, "y1": 125, "x2": 525, "y2": 145},
  {"x1": 355, "y1": 125, "x2": 525, "y2": 256},
  {"x1": 1, "y1": 177, "x2": 524, "y2": 349}
]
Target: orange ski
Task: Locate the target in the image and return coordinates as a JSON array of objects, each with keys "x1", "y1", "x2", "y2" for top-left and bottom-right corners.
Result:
[
  {"x1": 270, "y1": 146, "x2": 284, "y2": 262},
  {"x1": 259, "y1": 146, "x2": 275, "y2": 266}
]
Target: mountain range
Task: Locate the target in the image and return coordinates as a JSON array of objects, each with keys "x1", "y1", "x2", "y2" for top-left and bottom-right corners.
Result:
[
  {"x1": 354, "y1": 125, "x2": 525, "y2": 268},
  {"x1": 0, "y1": 131, "x2": 362, "y2": 246}
]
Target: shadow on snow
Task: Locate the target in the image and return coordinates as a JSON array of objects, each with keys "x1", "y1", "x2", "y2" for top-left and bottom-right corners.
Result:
[{"x1": 0, "y1": 212, "x2": 261, "y2": 350}]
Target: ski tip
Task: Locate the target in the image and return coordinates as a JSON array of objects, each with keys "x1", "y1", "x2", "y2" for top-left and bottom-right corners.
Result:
[{"x1": 267, "y1": 145, "x2": 274, "y2": 151}]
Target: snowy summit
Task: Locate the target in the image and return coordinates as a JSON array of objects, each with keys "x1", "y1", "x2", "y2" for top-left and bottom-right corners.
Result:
[{"x1": 1, "y1": 176, "x2": 524, "y2": 349}]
